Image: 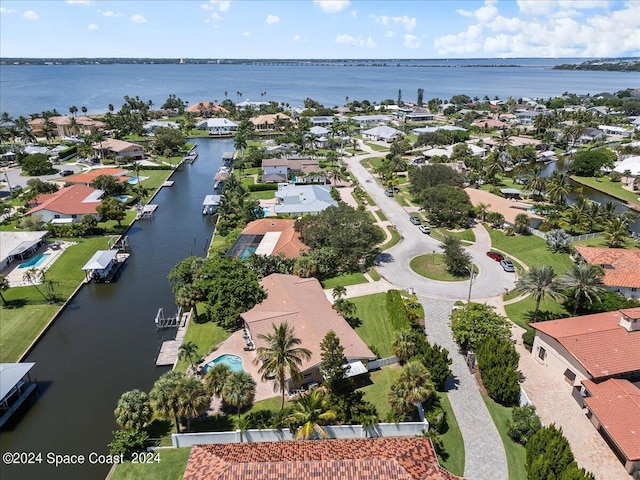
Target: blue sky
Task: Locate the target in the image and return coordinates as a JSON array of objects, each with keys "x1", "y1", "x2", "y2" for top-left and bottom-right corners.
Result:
[{"x1": 1, "y1": 0, "x2": 639, "y2": 58}]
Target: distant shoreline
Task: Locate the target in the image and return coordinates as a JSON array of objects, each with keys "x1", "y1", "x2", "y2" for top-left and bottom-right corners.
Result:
[{"x1": 0, "y1": 56, "x2": 637, "y2": 67}]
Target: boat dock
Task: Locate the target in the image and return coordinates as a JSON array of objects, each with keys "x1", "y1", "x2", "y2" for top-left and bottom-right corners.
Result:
[
  {"x1": 135, "y1": 204, "x2": 158, "y2": 219},
  {"x1": 202, "y1": 194, "x2": 221, "y2": 214},
  {"x1": 184, "y1": 152, "x2": 198, "y2": 164},
  {"x1": 162, "y1": 180, "x2": 174, "y2": 187},
  {"x1": 155, "y1": 309, "x2": 192, "y2": 367}
]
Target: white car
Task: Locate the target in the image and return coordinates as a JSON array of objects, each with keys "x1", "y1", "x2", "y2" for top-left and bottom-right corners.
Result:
[{"x1": 419, "y1": 225, "x2": 431, "y2": 234}]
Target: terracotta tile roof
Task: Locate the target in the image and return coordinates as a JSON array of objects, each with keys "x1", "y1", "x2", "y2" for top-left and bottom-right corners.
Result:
[
  {"x1": 242, "y1": 274, "x2": 376, "y2": 377},
  {"x1": 250, "y1": 113, "x2": 291, "y2": 126},
  {"x1": 182, "y1": 438, "x2": 464, "y2": 480},
  {"x1": 187, "y1": 102, "x2": 229, "y2": 114},
  {"x1": 92, "y1": 138, "x2": 143, "y2": 154},
  {"x1": 531, "y1": 310, "x2": 640, "y2": 378},
  {"x1": 27, "y1": 184, "x2": 102, "y2": 216},
  {"x1": 240, "y1": 219, "x2": 308, "y2": 258},
  {"x1": 63, "y1": 168, "x2": 129, "y2": 185},
  {"x1": 582, "y1": 379, "x2": 640, "y2": 461},
  {"x1": 574, "y1": 246, "x2": 640, "y2": 288}
]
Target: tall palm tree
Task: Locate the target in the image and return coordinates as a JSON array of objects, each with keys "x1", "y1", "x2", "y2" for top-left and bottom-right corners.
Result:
[
  {"x1": 546, "y1": 171, "x2": 572, "y2": 205},
  {"x1": 475, "y1": 202, "x2": 490, "y2": 222},
  {"x1": 0, "y1": 274, "x2": 9, "y2": 306},
  {"x1": 287, "y1": 388, "x2": 337, "y2": 440},
  {"x1": 392, "y1": 330, "x2": 419, "y2": 362},
  {"x1": 22, "y1": 268, "x2": 48, "y2": 301},
  {"x1": 178, "y1": 341, "x2": 200, "y2": 373},
  {"x1": 114, "y1": 389, "x2": 152, "y2": 431},
  {"x1": 388, "y1": 361, "x2": 434, "y2": 418},
  {"x1": 221, "y1": 371, "x2": 256, "y2": 433},
  {"x1": 561, "y1": 263, "x2": 606, "y2": 316},
  {"x1": 233, "y1": 133, "x2": 247, "y2": 164},
  {"x1": 254, "y1": 322, "x2": 312, "y2": 410},
  {"x1": 149, "y1": 371, "x2": 184, "y2": 433},
  {"x1": 176, "y1": 376, "x2": 209, "y2": 432},
  {"x1": 204, "y1": 363, "x2": 231, "y2": 399},
  {"x1": 604, "y1": 217, "x2": 629, "y2": 248},
  {"x1": 332, "y1": 285, "x2": 346, "y2": 301},
  {"x1": 515, "y1": 265, "x2": 565, "y2": 322}
]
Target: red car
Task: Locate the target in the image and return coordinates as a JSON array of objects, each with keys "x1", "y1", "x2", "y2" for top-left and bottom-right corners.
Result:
[{"x1": 486, "y1": 251, "x2": 504, "y2": 262}]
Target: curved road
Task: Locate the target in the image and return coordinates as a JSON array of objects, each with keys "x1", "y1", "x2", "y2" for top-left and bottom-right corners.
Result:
[{"x1": 344, "y1": 143, "x2": 510, "y2": 480}]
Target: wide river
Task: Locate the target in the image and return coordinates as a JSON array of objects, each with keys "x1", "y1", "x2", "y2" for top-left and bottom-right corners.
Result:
[
  {"x1": 1, "y1": 58, "x2": 638, "y2": 117},
  {"x1": 0, "y1": 138, "x2": 230, "y2": 480}
]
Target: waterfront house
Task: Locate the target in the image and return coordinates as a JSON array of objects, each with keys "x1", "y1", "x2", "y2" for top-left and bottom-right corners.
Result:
[
  {"x1": 573, "y1": 246, "x2": 640, "y2": 298},
  {"x1": 143, "y1": 120, "x2": 180, "y2": 134},
  {"x1": 361, "y1": 125, "x2": 401, "y2": 143},
  {"x1": 182, "y1": 438, "x2": 462, "y2": 480},
  {"x1": 187, "y1": 102, "x2": 229, "y2": 116},
  {"x1": 274, "y1": 184, "x2": 337, "y2": 215},
  {"x1": 465, "y1": 188, "x2": 543, "y2": 229},
  {"x1": 226, "y1": 219, "x2": 308, "y2": 259},
  {"x1": 0, "y1": 231, "x2": 48, "y2": 270},
  {"x1": 197, "y1": 118, "x2": 238, "y2": 136},
  {"x1": 250, "y1": 113, "x2": 291, "y2": 131},
  {"x1": 27, "y1": 184, "x2": 103, "y2": 224},
  {"x1": 242, "y1": 274, "x2": 376, "y2": 390},
  {"x1": 352, "y1": 115, "x2": 393, "y2": 127},
  {"x1": 579, "y1": 127, "x2": 605, "y2": 144},
  {"x1": 412, "y1": 125, "x2": 467, "y2": 135},
  {"x1": 309, "y1": 116, "x2": 335, "y2": 127},
  {"x1": 261, "y1": 158, "x2": 325, "y2": 184},
  {"x1": 92, "y1": 139, "x2": 144, "y2": 160},
  {"x1": 62, "y1": 167, "x2": 129, "y2": 186},
  {"x1": 29, "y1": 115, "x2": 106, "y2": 138},
  {"x1": 613, "y1": 155, "x2": 640, "y2": 176}
]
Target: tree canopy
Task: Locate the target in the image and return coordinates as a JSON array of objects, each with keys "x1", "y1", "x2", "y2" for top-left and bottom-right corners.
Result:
[
  {"x1": 571, "y1": 148, "x2": 616, "y2": 176},
  {"x1": 450, "y1": 302, "x2": 511, "y2": 351}
]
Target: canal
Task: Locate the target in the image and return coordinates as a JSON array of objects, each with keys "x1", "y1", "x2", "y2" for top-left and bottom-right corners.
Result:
[{"x1": 0, "y1": 138, "x2": 232, "y2": 480}]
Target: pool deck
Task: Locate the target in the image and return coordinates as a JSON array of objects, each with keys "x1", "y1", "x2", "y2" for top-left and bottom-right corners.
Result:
[{"x1": 2, "y1": 241, "x2": 75, "y2": 287}]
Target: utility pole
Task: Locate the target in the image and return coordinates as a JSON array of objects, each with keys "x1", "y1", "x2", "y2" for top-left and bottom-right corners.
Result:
[{"x1": 467, "y1": 265, "x2": 475, "y2": 303}]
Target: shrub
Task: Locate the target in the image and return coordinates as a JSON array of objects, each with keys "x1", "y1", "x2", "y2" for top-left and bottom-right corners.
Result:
[
  {"x1": 507, "y1": 405, "x2": 542, "y2": 445},
  {"x1": 476, "y1": 336, "x2": 520, "y2": 405},
  {"x1": 417, "y1": 342, "x2": 452, "y2": 391},
  {"x1": 522, "y1": 329, "x2": 535, "y2": 349},
  {"x1": 385, "y1": 289, "x2": 413, "y2": 331},
  {"x1": 546, "y1": 229, "x2": 571, "y2": 253},
  {"x1": 108, "y1": 429, "x2": 148, "y2": 460},
  {"x1": 526, "y1": 425, "x2": 576, "y2": 479},
  {"x1": 247, "y1": 183, "x2": 279, "y2": 192}
]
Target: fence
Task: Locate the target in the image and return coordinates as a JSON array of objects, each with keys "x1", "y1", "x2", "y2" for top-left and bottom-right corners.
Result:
[
  {"x1": 368, "y1": 356, "x2": 398, "y2": 370},
  {"x1": 171, "y1": 422, "x2": 429, "y2": 448},
  {"x1": 526, "y1": 228, "x2": 601, "y2": 244}
]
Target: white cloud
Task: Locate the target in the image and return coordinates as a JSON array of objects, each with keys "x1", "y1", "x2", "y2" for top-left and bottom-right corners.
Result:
[
  {"x1": 87, "y1": 23, "x2": 99, "y2": 30},
  {"x1": 202, "y1": 1, "x2": 230, "y2": 12},
  {"x1": 0, "y1": 7, "x2": 16, "y2": 14},
  {"x1": 335, "y1": 34, "x2": 377, "y2": 48},
  {"x1": 404, "y1": 34, "x2": 421, "y2": 48},
  {"x1": 209, "y1": 12, "x2": 221, "y2": 21},
  {"x1": 435, "y1": 0, "x2": 638, "y2": 57},
  {"x1": 456, "y1": 9, "x2": 474, "y2": 18},
  {"x1": 385, "y1": 30, "x2": 396, "y2": 38},
  {"x1": 266, "y1": 14, "x2": 280, "y2": 25},
  {"x1": 23, "y1": 10, "x2": 39, "y2": 20},
  {"x1": 375, "y1": 15, "x2": 416, "y2": 32},
  {"x1": 314, "y1": 1, "x2": 350, "y2": 14},
  {"x1": 102, "y1": 11, "x2": 122, "y2": 17},
  {"x1": 130, "y1": 14, "x2": 147, "y2": 24},
  {"x1": 66, "y1": 0, "x2": 94, "y2": 5},
  {"x1": 351, "y1": 10, "x2": 357, "y2": 18},
  {"x1": 243, "y1": 31, "x2": 251, "y2": 36},
  {"x1": 293, "y1": 34, "x2": 306, "y2": 42}
]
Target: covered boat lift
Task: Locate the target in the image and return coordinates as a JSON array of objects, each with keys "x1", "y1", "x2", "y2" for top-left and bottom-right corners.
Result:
[
  {"x1": 0, "y1": 362, "x2": 38, "y2": 429},
  {"x1": 202, "y1": 194, "x2": 221, "y2": 215},
  {"x1": 81, "y1": 249, "x2": 129, "y2": 283}
]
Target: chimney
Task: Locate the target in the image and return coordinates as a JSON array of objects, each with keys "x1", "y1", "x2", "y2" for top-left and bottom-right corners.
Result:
[{"x1": 619, "y1": 308, "x2": 640, "y2": 332}]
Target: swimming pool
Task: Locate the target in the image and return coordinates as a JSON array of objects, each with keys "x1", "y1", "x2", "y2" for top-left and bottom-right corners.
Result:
[
  {"x1": 127, "y1": 176, "x2": 142, "y2": 185},
  {"x1": 115, "y1": 195, "x2": 131, "y2": 203},
  {"x1": 203, "y1": 354, "x2": 246, "y2": 373},
  {"x1": 262, "y1": 207, "x2": 270, "y2": 217},
  {"x1": 18, "y1": 253, "x2": 51, "y2": 269},
  {"x1": 239, "y1": 245, "x2": 257, "y2": 260}
]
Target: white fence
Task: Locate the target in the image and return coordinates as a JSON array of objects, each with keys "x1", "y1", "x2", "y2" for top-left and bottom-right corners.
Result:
[
  {"x1": 526, "y1": 228, "x2": 601, "y2": 244},
  {"x1": 171, "y1": 422, "x2": 429, "y2": 448},
  {"x1": 368, "y1": 356, "x2": 399, "y2": 370}
]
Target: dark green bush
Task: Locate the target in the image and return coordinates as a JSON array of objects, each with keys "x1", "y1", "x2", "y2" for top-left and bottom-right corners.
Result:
[
  {"x1": 385, "y1": 289, "x2": 413, "y2": 331},
  {"x1": 476, "y1": 336, "x2": 520, "y2": 405},
  {"x1": 247, "y1": 183, "x2": 279, "y2": 192}
]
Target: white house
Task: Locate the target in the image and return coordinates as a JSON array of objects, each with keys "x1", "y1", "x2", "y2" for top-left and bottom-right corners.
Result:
[
  {"x1": 197, "y1": 118, "x2": 238, "y2": 136},
  {"x1": 0, "y1": 231, "x2": 48, "y2": 270},
  {"x1": 361, "y1": 125, "x2": 401, "y2": 143},
  {"x1": 27, "y1": 184, "x2": 104, "y2": 224},
  {"x1": 274, "y1": 184, "x2": 337, "y2": 215}
]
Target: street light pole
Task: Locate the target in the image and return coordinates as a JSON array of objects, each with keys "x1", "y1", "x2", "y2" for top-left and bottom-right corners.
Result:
[{"x1": 467, "y1": 265, "x2": 475, "y2": 303}]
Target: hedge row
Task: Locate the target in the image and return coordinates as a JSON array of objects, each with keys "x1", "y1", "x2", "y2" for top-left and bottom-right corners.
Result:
[
  {"x1": 385, "y1": 289, "x2": 413, "y2": 331},
  {"x1": 248, "y1": 183, "x2": 279, "y2": 192},
  {"x1": 476, "y1": 336, "x2": 520, "y2": 406}
]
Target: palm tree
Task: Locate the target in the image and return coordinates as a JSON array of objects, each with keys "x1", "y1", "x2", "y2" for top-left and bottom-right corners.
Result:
[
  {"x1": 392, "y1": 330, "x2": 419, "y2": 362},
  {"x1": 221, "y1": 371, "x2": 256, "y2": 434},
  {"x1": 254, "y1": 322, "x2": 312, "y2": 410},
  {"x1": 547, "y1": 171, "x2": 572, "y2": 205},
  {"x1": 178, "y1": 341, "x2": 200, "y2": 373},
  {"x1": 174, "y1": 283, "x2": 202, "y2": 321},
  {"x1": 149, "y1": 371, "x2": 185, "y2": 433},
  {"x1": 233, "y1": 133, "x2": 247, "y2": 164},
  {"x1": 176, "y1": 376, "x2": 209, "y2": 432},
  {"x1": 515, "y1": 265, "x2": 565, "y2": 322},
  {"x1": 114, "y1": 389, "x2": 152, "y2": 431},
  {"x1": 388, "y1": 361, "x2": 434, "y2": 418},
  {"x1": 69, "y1": 105, "x2": 78, "y2": 117},
  {"x1": 287, "y1": 388, "x2": 337, "y2": 440},
  {"x1": 604, "y1": 217, "x2": 629, "y2": 248},
  {"x1": 22, "y1": 268, "x2": 48, "y2": 301},
  {"x1": 204, "y1": 363, "x2": 231, "y2": 399},
  {"x1": 332, "y1": 285, "x2": 346, "y2": 301},
  {"x1": 0, "y1": 274, "x2": 9, "y2": 306},
  {"x1": 561, "y1": 263, "x2": 606, "y2": 316},
  {"x1": 475, "y1": 202, "x2": 490, "y2": 222}
]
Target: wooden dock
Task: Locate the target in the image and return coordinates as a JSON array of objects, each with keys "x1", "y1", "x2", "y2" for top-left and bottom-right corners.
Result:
[{"x1": 155, "y1": 310, "x2": 191, "y2": 367}]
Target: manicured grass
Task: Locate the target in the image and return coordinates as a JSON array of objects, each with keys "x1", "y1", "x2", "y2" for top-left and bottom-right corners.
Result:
[
  {"x1": 110, "y1": 447, "x2": 191, "y2": 480},
  {"x1": 351, "y1": 293, "x2": 394, "y2": 357},
  {"x1": 376, "y1": 209, "x2": 387, "y2": 221},
  {"x1": 320, "y1": 272, "x2": 368, "y2": 289},
  {"x1": 250, "y1": 395, "x2": 286, "y2": 412},
  {"x1": 479, "y1": 175, "x2": 523, "y2": 193},
  {"x1": 137, "y1": 169, "x2": 174, "y2": 193},
  {"x1": 410, "y1": 254, "x2": 471, "y2": 282},
  {"x1": 482, "y1": 396, "x2": 527, "y2": 480},
  {"x1": 437, "y1": 391, "x2": 465, "y2": 477},
  {"x1": 358, "y1": 365, "x2": 399, "y2": 418},
  {"x1": 571, "y1": 175, "x2": 640, "y2": 207},
  {"x1": 503, "y1": 288, "x2": 523, "y2": 301},
  {"x1": 487, "y1": 228, "x2": 573, "y2": 274},
  {"x1": 1, "y1": 236, "x2": 112, "y2": 362},
  {"x1": 365, "y1": 143, "x2": 389, "y2": 152},
  {"x1": 174, "y1": 315, "x2": 231, "y2": 372},
  {"x1": 379, "y1": 226, "x2": 401, "y2": 251},
  {"x1": 444, "y1": 228, "x2": 476, "y2": 243},
  {"x1": 503, "y1": 295, "x2": 568, "y2": 330},
  {"x1": 250, "y1": 191, "x2": 276, "y2": 200},
  {"x1": 367, "y1": 267, "x2": 382, "y2": 281}
]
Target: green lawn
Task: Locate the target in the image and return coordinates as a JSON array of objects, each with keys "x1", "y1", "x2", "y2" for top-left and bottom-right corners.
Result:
[
  {"x1": 378, "y1": 226, "x2": 401, "y2": 251},
  {"x1": 571, "y1": 175, "x2": 640, "y2": 207},
  {"x1": 320, "y1": 272, "x2": 368, "y2": 289},
  {"x1": 487, "y1": 229, "x2": 573, "y2": 274},
  {"x1": 410, "y1": 254, "x2": 471, "y2": 282},
  {"x1": 443, "y1": 228, "x2": 476, "y2": 243},
  {"x1": 351, "y1": 293, "x2": 394, "y2": 357},
  {"x1": 110, "y1": 447, "x2": 191, "y2": 480},
  {"x1": 437, "y1": 391, "x2": 465, "y2": 477},
  {"x1": 249, "y1": 191, "x2": 276, "y2": 200},
  {"x1": 174, "y1": 315, "x2": 231, "y2": 372},
  {"x1": 482, "y1": 396, "x2": 527, "y2": 480},
  {"x1": 359, "y1": 365, "x2": 399, "y2": 418},
  {"x1": 376, "y1": 209, "x2": 388, "y2": 221},
  {"x1": 504, "y1": 295, "x2": 568, "y2": 330},
  {"x1": 1, "y1": 236, "x2": 113, "y2": 362}
]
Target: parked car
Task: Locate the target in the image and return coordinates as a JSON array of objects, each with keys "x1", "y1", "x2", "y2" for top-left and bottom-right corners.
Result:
[
  {"x1": 500, "y1": 259, "x2": 515, "y2": 272},
  {"x1": 409, "y1": 215, "x2": 422, "y2": 225},
  {"x1": 384, "y1": 188, "x2": 394, "y2": 197},
  {"x1": 60, "y1": 169, "x2": 73, "y2": 176},
  {"x1": 486, "y1": 251, "x2": 504, "y2": 262},
  {"x1": 419, "y1": 225, "x2": 431, "y2": 234}
]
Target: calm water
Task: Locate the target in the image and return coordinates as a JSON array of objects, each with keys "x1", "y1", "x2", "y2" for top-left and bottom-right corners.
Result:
[
  {"x1": 1, "y1": 59, "x2": 638, "y2": 117},
  {"x1": 0, "y1": 138, "x2": 230, "y2": 480}
]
